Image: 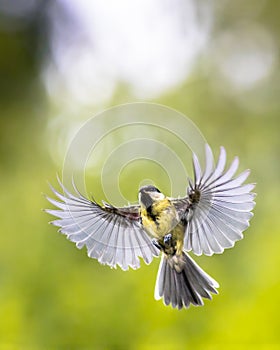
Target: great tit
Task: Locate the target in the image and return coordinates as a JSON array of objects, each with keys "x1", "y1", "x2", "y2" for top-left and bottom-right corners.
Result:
[{"x1": 45, "y1": 144, "x2": 255, "y2": 309}]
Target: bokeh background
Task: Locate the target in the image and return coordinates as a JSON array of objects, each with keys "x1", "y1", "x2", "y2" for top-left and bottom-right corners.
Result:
[{"x1": 1, "y1": 0, "x2": 280, "y2": 349}]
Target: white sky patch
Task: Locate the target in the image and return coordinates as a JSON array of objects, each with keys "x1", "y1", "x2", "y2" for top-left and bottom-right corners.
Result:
[
  {"x1": 43, "y1": 0, "x2": 212, "y2": 105},
  {"x1": 214, "y1": 22, "x2": 276, "y2": 91}
]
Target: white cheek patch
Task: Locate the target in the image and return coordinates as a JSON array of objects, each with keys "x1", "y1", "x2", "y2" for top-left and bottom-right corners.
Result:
[{"x1": 153, "y1": 193, "x2": 165, "y2": 200}]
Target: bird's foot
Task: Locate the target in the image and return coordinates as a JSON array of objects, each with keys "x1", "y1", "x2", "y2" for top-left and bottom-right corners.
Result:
[
  {"x1": 163, "y1": 233, "x2": 172, "y2": 247},
  {"x1": 152, "y1": 239, "x2": 163, "y2": 251}
]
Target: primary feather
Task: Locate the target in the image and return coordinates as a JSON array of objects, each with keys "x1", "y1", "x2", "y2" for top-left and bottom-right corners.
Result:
[
  {"x1": 178, "y1": 144, "x2": 256, "y2": 256},
  {"x1": 45, "y1": 177, "x2": 159, "y2": 271}
]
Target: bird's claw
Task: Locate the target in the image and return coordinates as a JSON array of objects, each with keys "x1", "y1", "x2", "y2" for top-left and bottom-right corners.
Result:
[
  {"x1": 164, "y1": 233, "x2": 172, "y2": 247},
  {"x1": 152, "y1": 239, "x2": 162, "y2": 251}
]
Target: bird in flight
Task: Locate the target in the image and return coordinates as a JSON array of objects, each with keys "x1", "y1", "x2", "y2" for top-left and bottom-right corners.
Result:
[{"x1": 45, "y1": 144, "x2": 256, "y2": 309}]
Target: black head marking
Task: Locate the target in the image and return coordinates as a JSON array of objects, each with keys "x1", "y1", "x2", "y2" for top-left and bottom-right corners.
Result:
[
  {"x1": 139, "y1": 185, "x2": 162, "y2": 209},
  {"x1": 139, "y1": 191, "x2": 153, "y2": 209},
  {"x1": 139, "y1": 185, "x2": 161, "y2": 194}
]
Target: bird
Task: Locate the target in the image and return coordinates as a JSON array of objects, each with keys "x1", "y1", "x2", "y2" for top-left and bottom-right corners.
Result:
[{"x1": 45, "y1": 144, "x2": 256, "y2": 309}]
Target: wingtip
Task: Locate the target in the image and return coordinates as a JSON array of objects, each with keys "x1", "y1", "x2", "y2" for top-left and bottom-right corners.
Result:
[
  {"x1": 56, "y1": 174, "x2": 64, "y2": 190},
  {"x1": 213, "y1": 280, "x2": 220, "y2": 289},
  {"x1": 220, "y1": 145, "x2": 226, "y2": 156},
  {"x1": 56, "y1": 172, "x2": 62, "y2": 183},
  {"x1": 233, "y1": 155, "x2": 240, "y2": 163},
  {"x1": 205, "y1": 143, "x2": 212, "y2": 153}
]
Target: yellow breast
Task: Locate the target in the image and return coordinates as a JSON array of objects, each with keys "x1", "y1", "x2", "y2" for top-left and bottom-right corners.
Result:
[{"x1": 140, "y1": 199, "x2": 180, "y2": 239}]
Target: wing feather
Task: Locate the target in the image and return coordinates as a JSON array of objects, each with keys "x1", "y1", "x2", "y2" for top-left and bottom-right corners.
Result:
[
  {"x1": 45, "y1": 179, "x2": 159, "y2": 270},
  {"x1": 173, "y1": 144, "x2": 256, "y2": 256}
]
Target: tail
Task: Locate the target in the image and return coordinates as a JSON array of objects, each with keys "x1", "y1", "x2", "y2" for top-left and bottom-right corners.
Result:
[{"x1": 154, "y1": 252, "x2": 219, "y2": 309}]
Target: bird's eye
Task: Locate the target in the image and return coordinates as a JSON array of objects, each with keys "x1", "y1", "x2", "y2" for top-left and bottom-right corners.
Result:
[{"x1": 151, "y1": 187, "x2": 160, "y2": 193}]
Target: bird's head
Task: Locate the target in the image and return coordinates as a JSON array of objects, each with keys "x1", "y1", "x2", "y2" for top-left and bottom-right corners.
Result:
[{"x1": 138, "y1": 185, "x2": 164, "y2": 209}]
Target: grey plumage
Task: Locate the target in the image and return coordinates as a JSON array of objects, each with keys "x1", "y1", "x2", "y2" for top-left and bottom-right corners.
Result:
[
  {"x1": 45, "y1": 177, "x2": 159, "y2": 271},
  {"x1": 154, "y1": 252, "x2": 219, "y2": 309},
  {"x1": 173, "y1": 145, "x2": 256, "y2": 256}
]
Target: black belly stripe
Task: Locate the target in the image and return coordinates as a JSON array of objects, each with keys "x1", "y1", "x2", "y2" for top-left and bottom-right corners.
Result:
[{"x1": 146, "y1": 205, "x2": 158, "y2": 223}]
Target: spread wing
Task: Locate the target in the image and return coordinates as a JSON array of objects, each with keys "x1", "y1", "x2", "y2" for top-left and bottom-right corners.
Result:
[
  {"x1": 45, "y1": 178, "x2": 159, "y2": 270},
  {"x1": 172, "y1": 144, "x2": 256, "y2": 256}
]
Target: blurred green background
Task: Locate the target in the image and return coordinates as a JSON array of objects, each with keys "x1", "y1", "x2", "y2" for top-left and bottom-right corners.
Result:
[{"x1": 1, "y1": 0, "x2": 280, "y2": 349}]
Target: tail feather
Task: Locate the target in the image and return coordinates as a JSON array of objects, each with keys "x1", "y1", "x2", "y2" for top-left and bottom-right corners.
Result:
[{"x1": 155, "y1": 252, "x2": 219, "y2": 309}]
